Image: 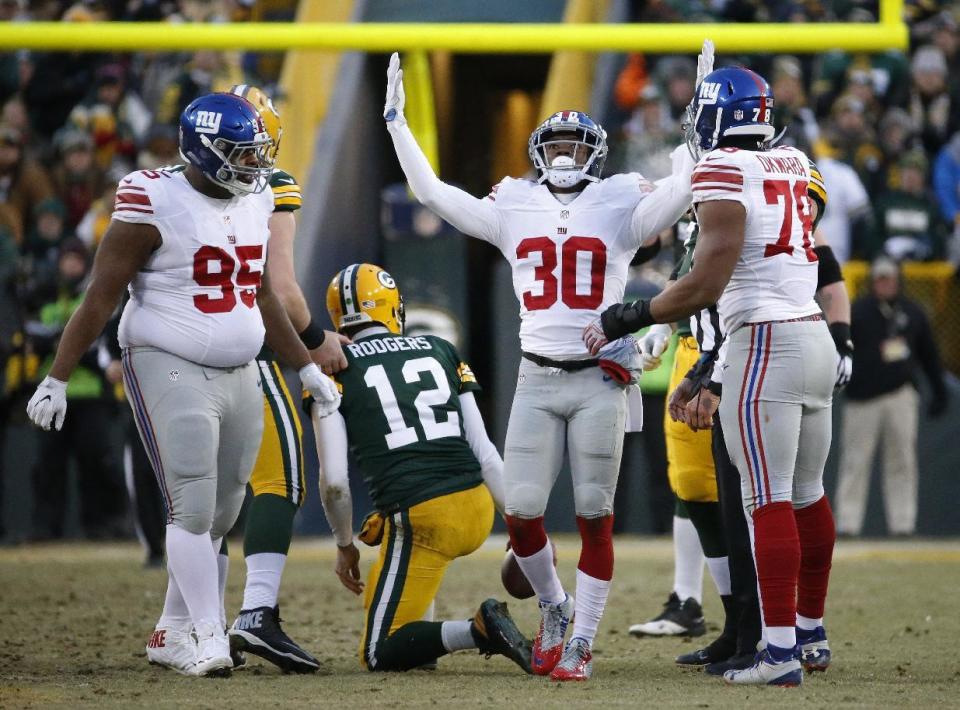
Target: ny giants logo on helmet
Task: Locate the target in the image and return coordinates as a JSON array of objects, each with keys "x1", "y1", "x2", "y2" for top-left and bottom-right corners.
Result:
[
  {"x1": 194, "y1": 110, "x2": 223, "y2": 135},
  {"x1": 698, "y1": 82, "x2": 722, "y2": 105}
]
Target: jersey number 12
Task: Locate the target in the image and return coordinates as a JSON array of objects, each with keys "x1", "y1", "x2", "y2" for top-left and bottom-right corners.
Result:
[{"x1": 364, "y1": 357, "x2": 461, "y2": 450}]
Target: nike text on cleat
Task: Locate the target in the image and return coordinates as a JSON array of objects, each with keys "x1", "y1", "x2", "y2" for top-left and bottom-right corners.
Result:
[
  {"x1": 471, "y1": 598, "x2": 533, "y2": 674},
  {"x1": 723, "y1": 645, "x2": 803, "y2": 687},
  {"x1": 228, "y1": 606, "x2": 320, "y2": 674},
  {"x1": 797, "y1": 626, "x2": 831, "y2": 672},
  {"x1": 146, "y1": 624, "x2": 197, "y2": 675},
  {"x1": 628, "y1": 592, "x2": 706, "y2": 637},
  {"x1": 549, "y1": 637, "x2": 593, "y2": 681},
  {"x1": 194, "y1": 621, "x2": 233, "y2": 678},
  {"x1": 532, "y1": 594, "x2": 574, "y2": 675}
]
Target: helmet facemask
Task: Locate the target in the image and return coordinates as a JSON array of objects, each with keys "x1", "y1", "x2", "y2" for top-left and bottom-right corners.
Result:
[
  {"x1": 196, "y1": 132, "x2": 274, "y2": 196},
  {"x1": 529, "y1": 122, "x2": 607, "y2": 189}
]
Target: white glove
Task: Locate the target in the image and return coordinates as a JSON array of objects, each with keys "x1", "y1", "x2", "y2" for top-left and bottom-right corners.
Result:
[
  {"x1": 384, "y1": 52, "x2": 406, "y2": 125},
  {"x1": 695, "y1": 38, "x2": 715, "y2": 88},
  {"x1": 300, "y1": 363, "x2": 341, "y2": 418},
  {"x1": 638, "y1": 323, "x2": 673, "y2": 371},
  {"x1": 834, "y1": 350, "x2": 853, "y2": 389},
  {"x1": 26, "y1": 376, "x2": 68, "y2": 431}
]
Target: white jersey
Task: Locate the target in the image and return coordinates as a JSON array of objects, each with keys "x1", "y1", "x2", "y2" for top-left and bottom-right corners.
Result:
[
  {"x1": 114, "y1": 167, "x2": 274, "y2": 368},
  {"x1": 386, "y1": 121, "x2": 694, "y2": 359},
  {"x1": 692, "y1": 146, "x2": 822, "y2": 335},
  {"x1": 484, "y1": 176, "x2": 656, "y2": 357}
]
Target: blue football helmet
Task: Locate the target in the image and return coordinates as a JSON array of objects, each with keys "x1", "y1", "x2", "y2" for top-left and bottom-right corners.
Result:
[
  {"x1": 528, "y1": 110, "x2": 607, "y2": 188},
  {"x1": 684, "y1": 67, "x2": 776, "y2": 159},
  {"x1": 179, "y1": 93, "x2": 275, "y2": 196}
]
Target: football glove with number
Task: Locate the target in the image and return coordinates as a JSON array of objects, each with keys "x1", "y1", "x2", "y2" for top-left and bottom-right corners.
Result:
[
  {"x1": 300, "y1": 363, "x2": 340, "y2": 418},
  {"x1": 638, "y1": 323, "x2": 672, "y2": 371},
  {"x1": 26, "y1": 376, "x2": 68, "y2": 431},
  {"x1": 598, "y1": 335, "x2": 642, "y2": 386},
  {"x1": 384, "y1": 52, "x2": 406, "y2": 125},
  {"x1": 695, "y1": 39, "x2": 715, "y2": 89}
]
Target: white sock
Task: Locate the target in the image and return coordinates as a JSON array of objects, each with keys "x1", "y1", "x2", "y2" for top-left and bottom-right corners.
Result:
[
  {"x1": 673, "y1": 515, "x2": 704, "y2": 603},
  {"x1": 242, "y1": 552, "x2": 286, "y2": 610},
  {"x1": 571, "y1": 568, "x2": 611, "y2": 646},
  {"x1": 705, "y1": 555, "x2": 732, "y2": 596},
  {"x1": 440, "y1": 620, "x2": 476, "y2": 652},
  {"x1": 796, "y1": 614, "x2": 822, "y2": 631},
  {"x1": 158, "y1": 567, "x2": 190, "y2": 627},
  {"x1": 165, "y1": 524, "x2": 221, "y2": 628},
  {"x1": 514, "y1": 539, "x2": 565, "y2": 604},
  {"x1": 213, "y1": 538, "x2": 228, "y2": 629},
  {"x1": 766, "y1": 625, "x2": 796, "y2": 649}
]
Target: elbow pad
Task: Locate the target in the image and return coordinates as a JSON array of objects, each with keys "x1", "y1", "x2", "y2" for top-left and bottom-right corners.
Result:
[{"x1": 814, "y1": 245, "x2": 843, "y2": 289}]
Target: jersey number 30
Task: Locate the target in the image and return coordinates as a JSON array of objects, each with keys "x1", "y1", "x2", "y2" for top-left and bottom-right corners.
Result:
[
  {"x1": 365, "y1": 357, "x2": 460, "y2": 450},
  {"x1": 516, "y1": 236, "x2": 607, "y2": 310}
]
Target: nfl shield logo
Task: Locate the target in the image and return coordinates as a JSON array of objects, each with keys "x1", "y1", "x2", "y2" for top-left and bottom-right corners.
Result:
[{"x1": 734, "y1": 109, "x2": 744, "y2": 120}]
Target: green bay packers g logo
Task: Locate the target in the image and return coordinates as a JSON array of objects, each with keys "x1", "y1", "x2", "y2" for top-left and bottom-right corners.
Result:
[{"x1": 377, "y1": 271, "x2": 396, "y2": 289}]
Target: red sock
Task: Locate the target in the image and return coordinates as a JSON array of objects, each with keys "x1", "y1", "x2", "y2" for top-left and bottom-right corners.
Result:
[
  {"x1": 794, "y1": 496, "x2": 835, "y2": 620},
  {"x1": 575, "y1": 515, "x2": 614, "y2": 581},
  {"x1": 505, "y1": 515, "x2": 547, "y2": 557},
  {"x1": 752, "y1": 502, "x2": 799, "y2": 628}
]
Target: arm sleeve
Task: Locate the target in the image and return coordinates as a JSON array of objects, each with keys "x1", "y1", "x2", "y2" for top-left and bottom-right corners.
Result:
[
  {"x1": 387, "y1": 122, "x2": 501, "y2": 245},
  {"x1": 459, "y1": 392, "x2": 504, "y2": 515},
  {"x1": 313, "y1": 407, "x2": 354, "y2": 546},
  {"x1": 630, "y1": 146, "x2": 695, "y2": 247}
]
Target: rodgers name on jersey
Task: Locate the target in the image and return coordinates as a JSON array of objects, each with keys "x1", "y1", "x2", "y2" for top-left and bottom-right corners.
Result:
[
  {"x1": 691, "y1": 146, "x2": 825, "y2": 334},
  {"x1": 332, "y1": 332, "x2": 483, "y2": 513},
  {"x1": 484, "y1": 174, "x2": 656, "y2": 358},
  {"x1": 114, "y1": 167, "x2": 274, "y2": 367}
]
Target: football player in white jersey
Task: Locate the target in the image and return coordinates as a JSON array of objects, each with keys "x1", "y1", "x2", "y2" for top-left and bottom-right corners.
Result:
[
  {"x1": 25, "y1": 92, "x2": 341, "y2": 677},
  {"x1": 384, "y1": 51, "x2": 695, "y2": 680},
  {"x1": 586, "y1": 65, "x2": 837, "y2": 687}
]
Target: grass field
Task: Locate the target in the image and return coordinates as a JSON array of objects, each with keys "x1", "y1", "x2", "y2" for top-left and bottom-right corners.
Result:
[{"x1": 1, "y1": 536, "x2": 958, "y2": 709}]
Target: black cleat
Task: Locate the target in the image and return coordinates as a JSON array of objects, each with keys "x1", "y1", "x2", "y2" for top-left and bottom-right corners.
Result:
[
  {"x1": 471, "y1": 599, "x2": 533, "y2": 674},
  {"x1": 676, "y1": 634, "x2": 737, "y2": 666},
  {"x1": 229, "y1": 606, "x2": 320, "y2": 674},
  {"x1": 629, "y1": 592, "x2": 706, "y2": 637},
  {"x1": 705, "y1": 651, "x2": 756, "y2": 676}
]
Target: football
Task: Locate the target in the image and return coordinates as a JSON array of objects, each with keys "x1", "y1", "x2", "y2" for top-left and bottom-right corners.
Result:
[{"x1": 500, "y1": 540, "x2": 557, "y2": 599}]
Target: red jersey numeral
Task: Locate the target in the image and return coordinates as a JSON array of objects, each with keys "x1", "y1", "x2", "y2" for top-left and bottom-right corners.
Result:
[
  {"x1": 762, "y1": 179, "x2": 816, "y2": 262},
  {"x1": 192, "y1": 244, "x2": 263, "y2": 313},
  {"x1": 516, "y1": 236, "x2": 607, "y2": 311}
]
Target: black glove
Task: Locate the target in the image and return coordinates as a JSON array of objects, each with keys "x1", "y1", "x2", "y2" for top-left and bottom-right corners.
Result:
[
  {"x1": 829, "y1": 322, "x2": 854, "y2": 389},
  {"x1": 600, "y1": 300, "x2": 655, "y2": 341}
]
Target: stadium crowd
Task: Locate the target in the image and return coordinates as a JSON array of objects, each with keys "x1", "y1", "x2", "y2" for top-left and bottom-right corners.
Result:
[{"x1": 0, "y1": 0, "x2": 955, "y2": 544}]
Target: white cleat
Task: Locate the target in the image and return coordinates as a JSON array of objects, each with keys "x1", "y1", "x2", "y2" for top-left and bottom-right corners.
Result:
[
  {"x1": 194, "y1": 621, "x2": 233, "y2": 677},
  {"x1": 146, "y1": 623, "x2": 197, "y2": 675},
  {"x1": 723, "y1": 645, "x2": 803, "y2": 687}
]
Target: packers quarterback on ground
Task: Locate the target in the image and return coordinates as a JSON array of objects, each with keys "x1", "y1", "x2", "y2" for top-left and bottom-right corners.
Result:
[{"x1": 306, "y1": 263, "x2": 532, "y2": 674}]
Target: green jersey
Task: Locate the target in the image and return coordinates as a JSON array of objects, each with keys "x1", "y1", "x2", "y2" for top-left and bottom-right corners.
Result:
[{"x1": 334, "y1": 332, "x2": 483, "y2": 513}]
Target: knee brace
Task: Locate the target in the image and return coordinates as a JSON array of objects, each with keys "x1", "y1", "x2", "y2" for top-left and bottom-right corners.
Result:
[
  {"x1": 505, "y1": 515, "x2": 547, "y2": 557},
  {"x1": 576, "y1": 514, "x2": 614, "y2": 581}
]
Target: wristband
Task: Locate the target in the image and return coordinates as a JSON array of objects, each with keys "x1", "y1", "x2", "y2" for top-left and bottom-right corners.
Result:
[
  {"x1": 298, "y1": 319, "x2": 326, "y2": 349},
  {"x1": 707, "y1": 380, "x2": 722, "y2": 397},
  {"x1": 828, "y1": 321, "x2": 853, "y2": 355},
  {"x1": 601, "y1": 300, "x2": 654, "y2": 340}
]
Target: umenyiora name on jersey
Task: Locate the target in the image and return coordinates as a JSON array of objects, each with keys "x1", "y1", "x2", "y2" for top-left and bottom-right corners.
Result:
[{"x1": 346, "y1": 336, "x2": 433, "y2": 358}]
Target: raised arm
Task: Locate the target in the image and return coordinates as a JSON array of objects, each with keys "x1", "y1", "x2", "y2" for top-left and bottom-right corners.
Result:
[
  {"x1": 629, "y1": 145, "x2": 695, "y2": 246},
  {"x1": 384, "y1": 53, "x2": 500, "y2": 243}
]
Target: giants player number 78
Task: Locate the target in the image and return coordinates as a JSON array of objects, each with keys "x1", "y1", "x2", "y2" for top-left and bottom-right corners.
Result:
[{"x1": 385, "y1": 48, "x2": 698, "y2": 680}]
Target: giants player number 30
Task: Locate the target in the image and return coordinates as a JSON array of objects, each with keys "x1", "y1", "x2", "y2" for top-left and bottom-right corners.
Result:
[{"x1": 385, "y1": 51, "x2": 695, "y2": 680}]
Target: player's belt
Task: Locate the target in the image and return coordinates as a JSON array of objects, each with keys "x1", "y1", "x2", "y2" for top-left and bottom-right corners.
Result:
[
  {"x1": 746, "y1": 313, "x2": 823, "y2": 327},
  {"x1": 522, "y1": 352, "x2": 598, "y2": 371}
]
